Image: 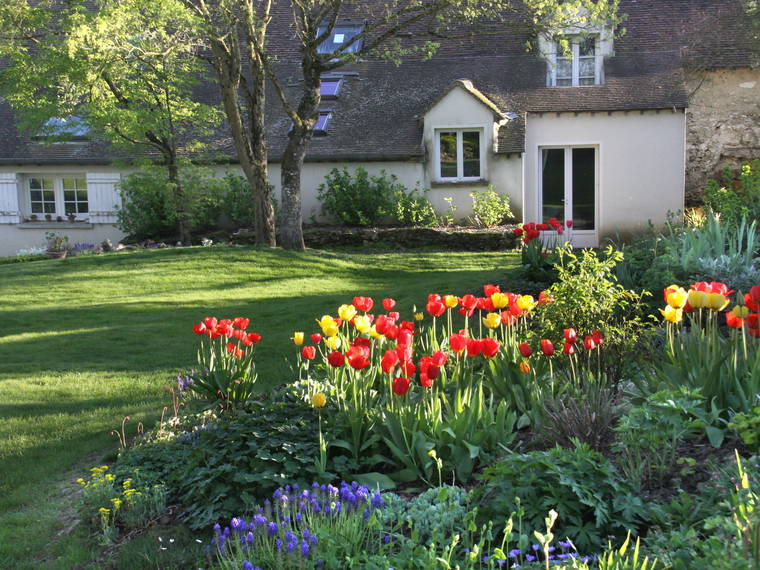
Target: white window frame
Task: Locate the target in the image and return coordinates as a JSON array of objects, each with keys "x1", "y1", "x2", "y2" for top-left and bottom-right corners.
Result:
[
  {"x1": 536, "y1": 144, "x2": 600, "y2": 248},
  {"x1": 25, "y1": 175, "x2": 89, "y2": 219},
  {"x1": 549, "y1": 36, "x2": 601, "y2": 87},
  {"x1": 434, "y1": 128, "x2": 485, "y2": 182}
]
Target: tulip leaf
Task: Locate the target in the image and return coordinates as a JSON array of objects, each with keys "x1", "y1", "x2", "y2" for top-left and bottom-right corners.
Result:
[{"x1": 351, "y1": 472, "x2": 396, "y2": 491}]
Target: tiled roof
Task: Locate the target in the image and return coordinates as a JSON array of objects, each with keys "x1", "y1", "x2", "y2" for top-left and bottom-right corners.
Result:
[{"x1": 0, "y1": 0, "x2": 754, "y2": 165}]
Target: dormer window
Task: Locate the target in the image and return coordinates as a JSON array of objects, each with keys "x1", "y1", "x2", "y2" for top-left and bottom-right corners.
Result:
[
  {"x1": 317, "y1": 23, "x2": 363, "y2": 55},
  {"x1": 550, "y1": 36, "x2": 601, "y2": 87},
  {"x1": 33, "y1": 116, "x2": 90, "y2": 141}
]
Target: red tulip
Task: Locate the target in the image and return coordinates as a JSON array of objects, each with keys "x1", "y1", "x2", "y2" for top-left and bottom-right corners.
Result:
[
  {"x1": 458, "y1": 306, "x2": 476, "y2": 317},
  {"x1": 233, "y1": 317, "x2": 250, "y2": 330},
  {"x1": 301, "y1": 346, "x2": 316, "y2": 360},
  {"x1": 513, "y1": 227, "x2": 523, "y2": 237},
  {"x1": 387, "y1": 311, "x2": 400, "y2": 321},
  {"x1": 592, "y1": 330, "x2": 603, "y2": 346},
  {"x1": 384, "y1": 324, "x2": 399, "y2": 340},
  {"x1": 566, "y1": 220, "x2": 573, "y2": 228},
  {"x1": 460, "y1": 294, "x2": 478, "y2": 309},
  {"x1": 353, "y1": 296, "x2": 374, "y2": 312},
  {"x1": 399, "y1": 320, "x2": 416, "y2": 332},
  {"x1": 327, "y1": 351, "x2": 345, "y2": 367},
  {"x1": 400, "y1": 361, "x2": 416, "y2": 377},
  {"x1": 392, "y1": 376, "x2": 411, "y2": 395},
  {"x1": 748, "y1": 314, "x2": 759, "y2": 329},
  {"x1": 563, "y1": 328, "x2": 577, "y2": 343},
  {"x1": 396, "y1": 344, "x2": 413, "y2": 363},
  {"x1": 563, "y1": 341, "x2": 575, "y2": 355},
  {"x1": 537, "y1": 223, "x2": 548, "y2": 231},
  {"x1": 583, "y1": 336, "x2": 596, "y2": 350},
  {"x1": 483, "y1": 284, "x2": 501, "y2": 296},
  {"x1": 745, "y1": 286, "x2": 760, "y2": 312},
  {"x1": 466, "y1": 338, "x2": 483, "y2": 357},
  {"x1": 432, "y1": 350, "x2": 447, "y2": 367},
  {"x1": 726, "y1": 312, "x2": 745, "y2": 329},
  {"x1": 203, "y1": 316, "x2": 218, "y2": 329},
  {"x1": 246, "y1": 332, "x2": 262, "y2": 344},
  {"x1": 420, "y1": 373, "x2": 434, "y2": 388},
  {"x1": 311, "y1": 333, "x2": 322, "y2": 344},
  {"x1": 381, "y1": 349, "x2": 399, "y2": 374},
  {"x1": 426, "y1": 300, "x2": 446, "y2": 317},
  {"x1": 481, "y1": 337, "x2": 500, "y2": 358},
  {"x1": 347, "y1": 353, "x2": 370, "y2": 370},
  {"x1": 382, "y1": 298, "x2": 396, "y2": 310},
  {"x1": 501, "y1": 311, "x2": 518, "y2": 326},
  {"x1": 518, "y1": 342, "x2": 532, "y2": 358},
  {"x1": 450, "y1": 333, "x2": 467, "y2": 353},
  {"x1": 193, "y1": 323, "x2": 207, "y2": 335},
  {"x1": 540, "y1": 339, "x2": 555, "y2": 356},
  {"x1": 538, "y1": 291, "x2": 554, "y2": 305},
  {"x1": 218, "y1": 323, "x2": 234, "y2": 338}
]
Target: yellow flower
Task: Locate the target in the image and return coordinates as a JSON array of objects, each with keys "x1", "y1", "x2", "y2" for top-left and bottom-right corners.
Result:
[
  {"x1": 732, "y1": 305, "x2": 750, "y2": 319},
  {"x1": 519, "y1": 360, "x2": 531, "y2": 374},
  {"x1": 322, "y1": 324, "x2": 339, "y2": 337},
  {"x1": 516, "y1": 295, "x2": 535, "y2": 311},
  {"x1": 325, "y1": 336, "x2": 341, "y2": 350},
  {"x1": 444, "y1": 295, "x2": 459, "y2": 308},
  {"x1": 105, "y1": 474, "x2": 115, "y2": 481},
  {"x1": 660, "y1": 305, "x2": 683, "y2": 323},
  {"x1": 483, "y1": 312, "x2": 501, "y2": 329},
  {"x1": 354, "y1": 315, "x2": 371, "y2": 334},
  {"x1": 111, "y1": 498, "x2": 122, "y2": 508},
  {"x1": 427, "y1": 449, "x2": 438, "y2": 459},
  {"x1": 338, "y1": 304, "x2": 357, "y2": 321},
  {"x1": 311, "y1": 393, "x2": 327, "y2": 408},
  {"x1": 414, "y1": 312, "x2": 424, "y2": 321},
  {"x1": 491, "y1": 292, "x2": 509, "y2": 309},
  {"x1": 707, "y1": 293, "x2": 729, "y2": 311},
  {"x1": 317, "y1": 315, "x2": 336, "y2": 329},
  {"x1": 666, "y1": 287, "x2": 688, "y2": 309},
  {"x1": 369, "y1": 325, "x2": 383, "y2": 339},
  {"x1": 687, "y1": 289, "x2": 708, "y2": 309},
  {"x1": 76, "y1": 478, "x2": 85, "y2": 485},
  {"x1": 292, "y1": 332, "x2": 304, "y2": 346},
  {"x1": 98, "y1": 507, "x2": 111, "y2": 515}
]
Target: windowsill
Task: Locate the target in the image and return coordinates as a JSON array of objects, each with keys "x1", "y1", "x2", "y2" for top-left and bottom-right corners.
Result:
[
  {"x1": 430, "y1": 179, "x2": 490, "y2": 188},
  {"x1": 18, "y1": 221, "x2": 94, "y2": 229}
]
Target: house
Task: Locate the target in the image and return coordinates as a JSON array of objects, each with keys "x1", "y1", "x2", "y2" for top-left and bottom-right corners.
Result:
[{"x1": 0, "y1": 0, "x2": 757, "y2": 255}]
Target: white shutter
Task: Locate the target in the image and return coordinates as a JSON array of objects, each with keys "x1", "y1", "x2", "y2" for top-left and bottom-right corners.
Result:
[
  {"x1": 85, "y1": 172, "x2": 122, "y2": 224},
  {"x1": 0, "y1": 172, "x2": 21, "y2": 224}
]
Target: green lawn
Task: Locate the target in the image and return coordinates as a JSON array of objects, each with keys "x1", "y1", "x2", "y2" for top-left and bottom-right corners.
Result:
[{"x1": 0, "y1": 245, "x2": 518, "y2": 568}]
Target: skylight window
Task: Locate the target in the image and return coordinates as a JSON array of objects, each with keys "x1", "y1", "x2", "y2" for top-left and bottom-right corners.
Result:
[
  {"x1": 35, "y1": 116, "x2": 90, "y2": 140},
  {"x1": 320, "y1": 78, "x2": 343, "y2": 98},
  {"x1": 314, "y1": 112, "x2": 332, "y2": 134},
  {"x1": 317, "y1": 23, "x2": 363, "y2": 55}
]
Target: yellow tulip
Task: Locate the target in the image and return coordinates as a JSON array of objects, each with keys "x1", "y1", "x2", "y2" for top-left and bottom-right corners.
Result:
[
  {"x1": 706, "y1": 293, "x2": 729, "y2": 311},
  {"x1": 414, "y1": 312, "x2": 424, "y2": 321},
  {"x1": 732, "y1": 305, "x2": 750, "y2": 319},
  {"x1": 292, "y1": 332, "x2": 304, "y2": 346},
  {"x1": 322, "y1": 324, "x2": 339, "y2": 338},
  {"x1": 687, "y1": 289, "x2": 708, "y2": 309},
  {"x1": 338, "y1": 304, "x2": 357, "y2": 321},
  {"x1": 354, "y1": 315, "x2": 371, "y2": 333},
  {"x1": 491, "y1": 292, "x2": 509, "y2": 309},
  {"x1": 317, "y1": 315, "x2": 336, "y2": 328},
  {"x1": 516, "y1": 295, "x2": 535, "y2": 311},
  {"x1": 483, "y1": 312, "x2": 501, "y2": 329},
  {"x1": 666, "y1": 288, "x2": 688, "y2": 309},
  {"x1": 370, "y1": 325, "x2": 383, "y2": 339},
  {"x1": 325, "y1": 336, "x2": 341, "y2": 350},
  {"x1": 660, "y1": 305, "x2": 683, "y2": 323},
  {"x1": 311, "y1": 393, "x2": 327, "y2": 408},
  {"x1": 444, "y1": 295, "x2": 459, "y2": 308},
  {"x1": 519, "y1": 360, "x2": 531, "y2": 374}
]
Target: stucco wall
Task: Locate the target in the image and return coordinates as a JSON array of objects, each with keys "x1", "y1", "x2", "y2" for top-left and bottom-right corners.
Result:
[
  {"x1": 685, "y1": 68, "x2": 760, "y2": 203},
  {"x1": 524, "y1": 110, "x2": 686, "y2": 243}
]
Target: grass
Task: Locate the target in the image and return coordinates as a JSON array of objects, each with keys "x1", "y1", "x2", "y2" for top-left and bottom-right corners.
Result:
[{"x1": 0, "y1": 245, "x2": 519, "y2": 568}]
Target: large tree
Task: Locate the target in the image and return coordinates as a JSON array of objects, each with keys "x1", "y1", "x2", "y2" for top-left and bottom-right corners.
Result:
[
  {"x1": 0, "y1": 0, "x2": 221, "y2": 245},
  {"x1": 267, "y1": 0, "x2": 622, "y2": 250}
]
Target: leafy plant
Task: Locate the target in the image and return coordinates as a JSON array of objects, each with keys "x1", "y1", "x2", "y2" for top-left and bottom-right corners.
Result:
[
  {"x1": 316, "y1": 167, "x2": 403, "y2": 226},
  {"x1": 392, "y1": 184, "x2": 439, "y2": 227},
  {"x1": 470, "y1": 186, "x2": 513, "y2": 228},
  {"x1": 44, "y1": 231, "x2": 69, "y2": 252},
  {"x1": 703, "y1": 161, "x2": 760, "y2": 228},
  {"x1": 475, "y1": 440, "x2": 647, "y2": 551},
  {"x1": 729, "y1": 407, "x2": 760, "y2": 451}
]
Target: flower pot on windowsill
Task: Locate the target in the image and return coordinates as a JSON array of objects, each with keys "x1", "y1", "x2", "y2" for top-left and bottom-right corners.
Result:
[
  {"x1": 67, "y1": 214, "x2": 77, "y2": 223},
  {"x1": 45, "y1": 214, "x2": 53, "y2": 222}
]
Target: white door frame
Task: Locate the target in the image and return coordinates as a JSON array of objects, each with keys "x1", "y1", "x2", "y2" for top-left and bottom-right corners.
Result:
[{"x1": 536, "y1": 143, "x2": 600, "y2": 248}]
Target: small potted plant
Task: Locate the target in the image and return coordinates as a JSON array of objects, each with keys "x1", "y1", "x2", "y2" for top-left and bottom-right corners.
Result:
[
  {"x1": 45, "y1": 213, "x2": 53, "y2": 222},
  {"x1": 29, "y1": 214, "x2": 38, "y2": 222},
  {"x1": 67, "y1": 213, "x2": 77, "y2": 223},
  {"x1": 56, "y1": 215, "x2": 63, "y2": 222},
  {"x1": 45, "y1": 232, "x2": 69, "y2": 259}
]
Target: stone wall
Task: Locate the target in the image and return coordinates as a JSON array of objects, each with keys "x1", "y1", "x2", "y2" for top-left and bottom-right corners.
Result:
[{"x1": 686, "y1": 68, "x2": 760, "y2": 204}]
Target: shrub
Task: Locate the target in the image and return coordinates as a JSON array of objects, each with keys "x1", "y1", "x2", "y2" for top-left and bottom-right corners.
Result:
[
  {"x1": 380, "y1": 486, "x2": 470, "y2": 542},
  {"x1": 316, "y1": 167, "x2": 403, "y2": 226},
  {"x1": 474, "y1": 440, "x2": 648, "y2": 551},
  {"x1": 391, "y1": 184, "x2": 439, "y2": 227},
  {"x1": 469, "y1": 186, "x2": 513, "y2": 228},
  {"x1": 703, "y1": 160, "x2": 760, "y2": 228}
]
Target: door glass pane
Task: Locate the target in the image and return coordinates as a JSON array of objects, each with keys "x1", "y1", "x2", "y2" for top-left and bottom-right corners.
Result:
[
  {"x1": 439, "y1": 132, "x2": 458, "y2": 178},
  {"x1": 579, "y1": 57, "x2": 595, "y2": 79},
  {"x1": 462, "y1": 131, "x2": 480, "y2": 178},
  {"x1": 572, "y1": 148, "x2": 595, "y2": 230},
  {"x1": 542, "y1": 149, "x2": 565, "y2": 222},
  {"x1": 557, "y1": 58, "x2": 572, "y2": 81}
]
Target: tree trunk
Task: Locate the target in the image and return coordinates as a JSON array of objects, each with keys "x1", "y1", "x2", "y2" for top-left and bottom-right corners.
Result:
[
  {"x1": 167, "y1": 158, "x2": 192, "y2": 246},
  {"x1": 250, "y1": 66, "x2": 277, "y2": 246}
]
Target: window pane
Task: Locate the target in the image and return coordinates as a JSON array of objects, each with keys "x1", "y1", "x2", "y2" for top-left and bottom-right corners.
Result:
[
  {"x1": 572, "y1": 148, "x2": 595, "y2": 230},
  {"x1": 79, "y1": 203, "x2": 88, "y2": 214},
  {"x1": 579, "y1": 77, "x2": 596, "y2": 86},
  {"x1": 44, "y1": 202, "x2": 55, "y2": 214},
  {"x1": 42, "y1": 179, "x2": 54, "y2": 189},
  {"x1": 542, "y1": 149, "x2": 565, "y2": 222},
  {"x1": 315, "y1": 113, "x2": 330, "y2": 132},
  {"x1": 462, "y1": 132, "x2": 481, "y2": 178},
  {"x1": 65, "y1": 203, "x2": 75, "y2": 215},
  {"x1": 43, "y1": 190, "x2": 54, "y2": 202},
  {"x1": 76, "y1": 178, "x2": 86, "y2": 188},
  {"x1": 63, "y1": 178, "x2": 75, "y2": 190},
  {"x1": 557, "y1": 58, "x2": 572, "y2": 80},
  {"x1": 64, "y1": 190, "x2": 75, "y2": 201},
  {"x1": 439, "y1": 132, "x2": 458, "y2": 178},
  {"x1": 30, "y1": 190, "x2": 41, "y2": 201},
  {"x1": 317, "y1": 24, "x2": 363, "y2": 54},
  {"x1": 29, "y1": 178, "x2": 41, "y2": 190},
  {"x1": 320, "y1": 79, "x2": 341, "y2": 97},
  {"x1": 579, "y1": 37, "x2": 595, "y2": 56},
  {"x1": 579, "y1": 57, "x2": 595, "y2": 78},
  {"x1": 78, "y1": 189, "x2": 88, "y2": 201},
  {"x1": 556, "y1": 78, "x2": 572, "y2": 87}
]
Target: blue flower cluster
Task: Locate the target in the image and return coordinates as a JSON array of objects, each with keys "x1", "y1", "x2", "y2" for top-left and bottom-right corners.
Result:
[
  {"x1": 176, "y1": 372, "x2": 195, "y2": 393},
  {"x1": 209, "y1": 481, "x2": 385, "y2": 568},
  {"x1": 502, "y1": 540, "x2": 596, "y2": 567}
]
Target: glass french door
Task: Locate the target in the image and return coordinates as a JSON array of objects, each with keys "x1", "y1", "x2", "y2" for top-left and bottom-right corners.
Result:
[{"x1": 540, "y1": 146, "x2": 597, "y2": 246}]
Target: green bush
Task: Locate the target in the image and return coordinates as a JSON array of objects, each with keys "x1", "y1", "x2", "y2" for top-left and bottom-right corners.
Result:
[
  {"x1": 704, "y1": 160, "x2": 760, "y2": 227},
  {"x1": 317, "y1": 167, "x2": 403, "y2": 226},
  {"x1": 392, "y1": 184, "x2": 439, "y2": 227},
  {"x1": 380, "y1": 486, "x2": 470, "y2": 541},
  {"x1": 470, "y1": 186, "x2": 513, "y2": 227},
  {"x1": 474, "y1": 440, "x2": 648, "y2": 551}
]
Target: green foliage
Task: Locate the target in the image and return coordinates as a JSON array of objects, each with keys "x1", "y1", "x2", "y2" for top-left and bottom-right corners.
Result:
[
  {"x1": 380, "y1": 486, "x2": 470, "y2": 542},
  {"x1": 392, "y1": 184, "x2": 439, "y2": 227},
  {"x1": 470, "y1": 187, "x2": 513, "y2": 228},
  {"x1": 217, "y1": 172, "x2": 259, "y2": 228},
  {"x1": 704, "y1": 161, "x2": 760, "y2": 227},
  {"x1": 729, "y1": 407, "x2": 760, "y2": 451},
  {"x1": 475, "y1": 440, "x2": 647, "y2": 551},
  {"x1": 0, "y1": 254, "x2": 49, "y2": 265},
  {"x1": 317, "y1": 167, "x2": 403, "y2": 226},
  {"x1": 44, "y1": 231, "x2": 69, "y2": 252}
]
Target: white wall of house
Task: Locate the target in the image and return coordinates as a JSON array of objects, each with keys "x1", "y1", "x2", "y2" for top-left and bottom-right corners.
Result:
[
  {"x1": 0, "y1": 165, "x2": 125, "y2": 256},
  {"x1": 523, "y1": 109, "x2": 686, "y2": 246}
]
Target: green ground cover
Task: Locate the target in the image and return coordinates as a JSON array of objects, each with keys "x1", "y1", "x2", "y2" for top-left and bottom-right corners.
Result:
[{"x1": 0, "y1": 246, "x2": 518, "y2": 568}]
